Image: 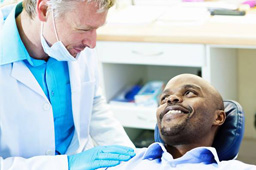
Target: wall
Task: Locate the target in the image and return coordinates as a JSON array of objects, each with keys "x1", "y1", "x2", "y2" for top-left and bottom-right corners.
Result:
[
  {"x1": 238, "y1": 49, "x2": 256, "y2": 139},
  {"x1": 236, "y1": 49, "x2": 256, "y2": 164}
]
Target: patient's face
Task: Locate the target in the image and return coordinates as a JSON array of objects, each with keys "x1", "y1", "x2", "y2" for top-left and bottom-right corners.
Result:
[{"x1": 157, "y1": 74, "x2": 218, "y2": 145}]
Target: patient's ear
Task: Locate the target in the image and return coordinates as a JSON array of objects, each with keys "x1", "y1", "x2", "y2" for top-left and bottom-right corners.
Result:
[{"x1": 213, "y1": 110, "x2": 226, "y2": 126}]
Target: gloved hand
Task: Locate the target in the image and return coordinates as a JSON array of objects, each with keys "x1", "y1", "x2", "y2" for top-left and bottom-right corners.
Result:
[{"x1": 68, "y1": 145, "x2": 135, "y2": 170}]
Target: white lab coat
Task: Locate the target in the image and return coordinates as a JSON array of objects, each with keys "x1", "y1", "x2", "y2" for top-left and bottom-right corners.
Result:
[{"x1": 0, "y1": 5, "x2": 134, "y2": 170}]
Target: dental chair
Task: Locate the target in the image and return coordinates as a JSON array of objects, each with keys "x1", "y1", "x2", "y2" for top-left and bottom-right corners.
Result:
[{"x1": 154, "y1": 100, "x2": 245, "y2": 161}]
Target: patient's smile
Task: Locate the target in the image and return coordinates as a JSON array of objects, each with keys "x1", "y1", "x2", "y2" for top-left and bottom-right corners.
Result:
[
  {"x1": 160, "y1": 105, "x2": 190, "y2": 120},
  {"x1": 163, "y1": 110, "x2": 186, "y2": 121}
]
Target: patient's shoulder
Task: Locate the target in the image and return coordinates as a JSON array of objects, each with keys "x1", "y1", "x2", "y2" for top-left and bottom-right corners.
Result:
[{"x1": 220, "y1": 159, "x2": 256, "y2": 169}]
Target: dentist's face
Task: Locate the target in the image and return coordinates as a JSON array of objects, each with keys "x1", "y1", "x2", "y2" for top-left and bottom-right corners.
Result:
[
  {"x1": 43, "y1": 1, "x2": 107, "y2": 57},
  {"x1": 157, "y1": 74, "x2": 219, "y2": 145}
]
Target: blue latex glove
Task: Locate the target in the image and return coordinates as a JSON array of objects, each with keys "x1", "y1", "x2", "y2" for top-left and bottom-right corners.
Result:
[{"x1": 68, "y1": 145, "x2": 135, "y2": 170}]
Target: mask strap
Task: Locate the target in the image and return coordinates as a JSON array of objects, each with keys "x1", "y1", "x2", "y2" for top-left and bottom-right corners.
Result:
[
  {"x1": 41, "y1": 22, "x2": 44, "y2": 36},
  {"x1": 51, "y1": 8, "x2": 59, "y2": 41}
]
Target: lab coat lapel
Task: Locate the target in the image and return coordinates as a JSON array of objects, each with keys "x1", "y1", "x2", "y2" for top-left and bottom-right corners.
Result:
[
  {"x1": 68, "y1": 58, "x2": 95, "y2": 153},
  {"x1": 11, "y1": 61, "x2": 48, "y2": 101},
  {"x1": 68, "y1": 60, "x2": 82, "y2": 140}
]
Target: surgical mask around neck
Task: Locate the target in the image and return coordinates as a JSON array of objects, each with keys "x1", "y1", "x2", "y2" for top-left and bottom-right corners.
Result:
[{"x1": 40, "y1": 10, "x2": 77, "y2": 62}]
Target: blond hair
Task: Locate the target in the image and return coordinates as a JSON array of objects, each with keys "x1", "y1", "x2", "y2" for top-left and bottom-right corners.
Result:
[{"x1": 23, "y1": 0, "x2": 115, "y2": 19}]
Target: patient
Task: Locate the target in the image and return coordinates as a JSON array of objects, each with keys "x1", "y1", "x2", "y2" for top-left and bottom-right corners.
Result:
[{"x1": 101, "y1": 74, "x2": 256, "y2": 170}]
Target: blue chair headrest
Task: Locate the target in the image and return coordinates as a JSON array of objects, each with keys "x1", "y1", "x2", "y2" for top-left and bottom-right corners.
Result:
[{"x1": 154, "y1": 100, "x2": 245, "y2": 161}]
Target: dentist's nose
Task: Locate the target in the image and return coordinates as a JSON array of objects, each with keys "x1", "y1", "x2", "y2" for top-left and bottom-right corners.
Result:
[{"x1": 82, "y1": 29, "x2": 97, "y2": 49}]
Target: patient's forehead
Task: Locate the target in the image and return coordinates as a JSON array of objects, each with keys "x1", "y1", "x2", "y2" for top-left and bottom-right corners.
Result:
[
  {"x1": 165, "y1": 74, "x2": 209, "y2": 90},
  {"x1": 164, "y1": 74, "x2": 222, "y2": 107}
]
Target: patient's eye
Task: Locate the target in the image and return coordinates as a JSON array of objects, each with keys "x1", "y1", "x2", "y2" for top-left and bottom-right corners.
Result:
[{"x1": 184, "y1": 90, "x2": 197, "y2": 97}]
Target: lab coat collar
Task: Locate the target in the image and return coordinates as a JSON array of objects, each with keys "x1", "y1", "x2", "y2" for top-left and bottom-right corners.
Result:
[
  {"x1": 0, "y1": 3, "x2": 49, "y2": 101},
  {"x1": 11, "y1": 61, "x2": 49, "y2": 102},
  {"x1": 0, "y1": 3, "x2": 29, "y2": 66}
]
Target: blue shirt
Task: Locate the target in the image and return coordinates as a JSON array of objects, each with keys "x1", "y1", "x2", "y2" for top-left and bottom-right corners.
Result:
[
  {"x1": 0, "y1": 3, "x2": 74, "y2": 155},
  {"x1": 103, "y1": 143, "x2": 256, "y2": 170}
]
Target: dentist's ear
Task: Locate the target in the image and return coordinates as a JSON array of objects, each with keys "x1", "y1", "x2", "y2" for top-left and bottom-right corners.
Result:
[{"x1": 36, "y1": 0, "x2": 49, "y2": 21}]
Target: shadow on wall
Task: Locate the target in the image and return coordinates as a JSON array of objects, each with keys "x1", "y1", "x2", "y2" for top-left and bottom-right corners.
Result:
[{"x1": 237, "y1": 138, "x2": 256, "y2": 164}]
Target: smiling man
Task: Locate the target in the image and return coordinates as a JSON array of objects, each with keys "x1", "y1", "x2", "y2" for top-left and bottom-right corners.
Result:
[{"x1": 102, "y1": 74, "x2": 256, "y2": 170}]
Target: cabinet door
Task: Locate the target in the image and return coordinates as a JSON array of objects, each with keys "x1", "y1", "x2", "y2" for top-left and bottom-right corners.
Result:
[{"x1": 97, "y1": 41, "x2": 205, "y2": 67}]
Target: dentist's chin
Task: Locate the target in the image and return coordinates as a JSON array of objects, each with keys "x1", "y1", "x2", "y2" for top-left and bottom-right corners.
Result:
[{"x1": 69, "y1": 48, "x2": 81, "y2": 57}]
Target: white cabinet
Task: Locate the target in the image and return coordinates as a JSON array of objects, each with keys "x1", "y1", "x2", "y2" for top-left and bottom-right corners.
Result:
[{"x1": 97, "y1": 41, "x2": 238, "y2": 130}]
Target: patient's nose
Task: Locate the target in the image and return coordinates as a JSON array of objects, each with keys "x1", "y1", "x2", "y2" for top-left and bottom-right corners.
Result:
[{"x1": 167, "y1": 95, "x2": 182, "y2": 104}]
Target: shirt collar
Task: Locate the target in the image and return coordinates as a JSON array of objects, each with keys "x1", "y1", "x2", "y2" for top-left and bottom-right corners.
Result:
[
  {"x1": 175, "y1": 146, "x2": 221, "y2": 164},
  {"x1": 143, "y1": 142, "x2": 220, "y2": 165},
  {"x1": 26, "y1": 54, "x2": 46, "y2": 67},
  {"x1": 142, "y1": 142, "x2": 166, "y2": 160},
  {"x1": 0, "y1": 2, "x2": 43, "y2": 66}
]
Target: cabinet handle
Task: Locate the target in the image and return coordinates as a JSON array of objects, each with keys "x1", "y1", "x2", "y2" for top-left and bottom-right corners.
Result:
[
  {"x1": 137, "y1": 114, "x2": 156, "y2": 123},
  {"x1": 131, "y1": 50, "x2": 164, "y2": 57},
  {"x1": 137, "y1": 114, "x2": 148, "y2": 121}
]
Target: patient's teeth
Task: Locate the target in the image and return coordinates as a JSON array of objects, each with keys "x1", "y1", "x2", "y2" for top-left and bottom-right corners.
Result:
[{"x1": 166, "y1": 110, "x2": 183, "y2": 115}]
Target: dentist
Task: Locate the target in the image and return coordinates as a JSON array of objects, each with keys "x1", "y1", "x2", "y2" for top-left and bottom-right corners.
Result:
[{"x1": 0, "y1": 0, "x2": 135, "y2": 170}]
